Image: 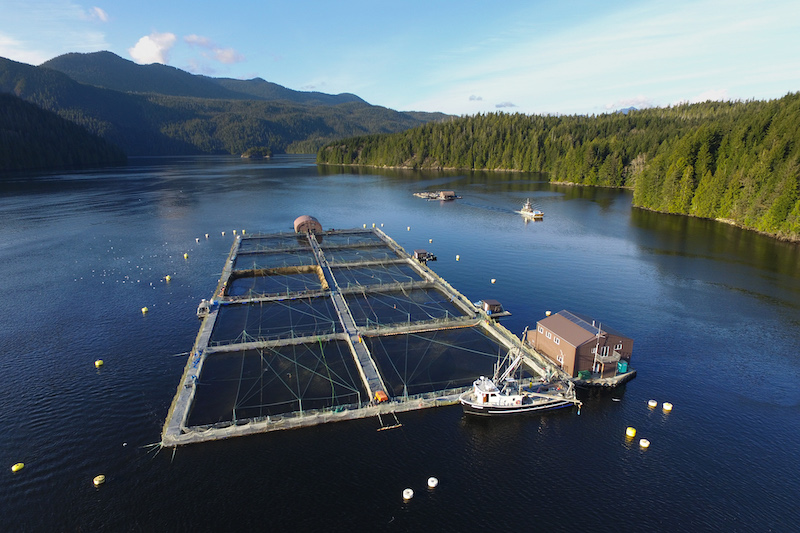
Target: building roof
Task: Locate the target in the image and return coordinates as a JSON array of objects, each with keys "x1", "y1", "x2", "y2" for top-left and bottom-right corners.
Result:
[{"x1": 538, "y1": 310, "x2": 631, "y2": 347}]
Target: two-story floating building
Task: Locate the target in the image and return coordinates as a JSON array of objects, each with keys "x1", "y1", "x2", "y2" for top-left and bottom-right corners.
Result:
[{"x1": 526, "y1": 310, "x2": 634, "y2": 383}]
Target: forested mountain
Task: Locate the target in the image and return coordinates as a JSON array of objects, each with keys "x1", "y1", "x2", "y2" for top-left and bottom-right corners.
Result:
[
  {"x1": 317, "y1": 94, "x2": 800, "y2": 241},
  {"x1": 0, "y1": 92, "x2": 126, "y2": 172},
  {"x1": 1, "y1": 53, "x2": 448, "y2": 157},
  {"x1": 41, "y1": 52, "x2": 366, "y2": 105}
]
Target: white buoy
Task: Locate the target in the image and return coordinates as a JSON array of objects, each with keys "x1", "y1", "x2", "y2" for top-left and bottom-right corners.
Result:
[
  {"x1": 407, "y1": 226, "x2": 411, "y2": 231},
  {"x1": 11, "y1": 462, "x2": 24, "y2": 472},
  {"x1": 648, "y1": 399, "x2": 657, "y2": 408},
  {"x1": 429, "y1": 239, "x2": 432, "y2": 243},
  {"x1": 402, "y1": 488, "x2": 414, "y2": 500},
  {"x1": 222, "y1": 231, "x2": 225, "y2": 236},
  {"x1": 427, "y1": 477, "x2": 438, "y2": 488},
  {"x1": 491, "y1": 278, "x2": 496, "y2": 284},
  {"x1": 380, "y1": 223, "x2": 384, "y2": 227},
  {"x1": 455, "y1": 255, "x2": 460, "y2": 261},
  {"x1": 663, "y1": 402, "x2": 673, "y2": 412},
  {"x1": 195, "y1": 238, "x2": 200, "y2": 243},
  {"x1": 94, "y1": 359, "x2": 104, "y2": 369},
  {"x1": 639, "y1": 438, "x2": 650, "y2": 448},
  {"x1": 205, "y1": 233, "x2": 209, "y2": 239},
  {"x1": 363, "y1": 223, "x2": 367, "y2": 228},
  {"x1": 545, "y1": 310, "x2": 551, "y2": 316},
  {"x1": 93, "y1": 474, "x2": 105, "y2": 486},
  {"x1": 626, "y1": 427, "x2": 636, "y2": 438}
]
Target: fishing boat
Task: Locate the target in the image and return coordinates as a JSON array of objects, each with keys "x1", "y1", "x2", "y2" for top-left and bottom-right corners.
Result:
[
  {"x1": 459, "y1": 339, "x2": 581, "y2": 416},
  {"x1": 517, "y1": 198, "x2": 544, "y2": 219}
]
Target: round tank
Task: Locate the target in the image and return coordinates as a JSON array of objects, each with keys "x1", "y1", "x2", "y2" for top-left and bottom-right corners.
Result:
[{"x1": 293, "y1": 215, "x2": 322, "y2": 234}]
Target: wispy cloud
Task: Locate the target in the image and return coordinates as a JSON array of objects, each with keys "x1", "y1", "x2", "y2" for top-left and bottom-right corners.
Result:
[
  {"x1": 128, "y1": 32, "x2": 177, "y2": 64},
  {"x1": 495, "y1": 102, "x2": 517, "y2": 108},
  {"x1": 185, "y1": 34, "x2": 244, "y2": 65},
  {"x1": 469, "y1": 95, "x2": 483, "y2": 101},
  {"x1": 86, "y1": 6, "x2": 109, "y2": 22}
]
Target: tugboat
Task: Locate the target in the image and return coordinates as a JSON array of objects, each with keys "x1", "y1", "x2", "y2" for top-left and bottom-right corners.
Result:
[
  {"x1": 459, "y1": 333, "x2": 580, "y2": 416},
  {"x1": 517, "y1": 198, "x2": 544, "y2": 220}
]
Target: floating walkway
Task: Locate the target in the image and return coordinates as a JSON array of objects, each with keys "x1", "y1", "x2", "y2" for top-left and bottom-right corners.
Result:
[{"x1": 161, "y1": 225, "x2": 568, "y2": 447}]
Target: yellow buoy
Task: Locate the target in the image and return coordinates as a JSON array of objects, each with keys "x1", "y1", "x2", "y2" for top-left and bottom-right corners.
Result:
[
  {"x1": 94, "y1": 359, "x2": 104, "y2": 368},
  {"x1": 491, "y1": 278, "x2": 496, "y2": 284},
  {"x1": 402, "y1": 488, "x2": 414, "y2": 500},
  {"x1": 407, "y1": 226, "x2": 411, "y2": 231},
  {"x1": 648, "y1": 399, "x2": 657, "y2": 408},
  {"x1": 626, "y1": 427, "x2": 636, "y2": 438},
  {"x1": 11, "y1": 462, "x2": 24, "y2": 472},
  {"x1": 141, "y1": 306, "x2": 149, "y2": 314},
  {"x1": 93, "y1": 474, "x2": 105, "y2": 486},
  {"x1": 183, "y1": 253, "x2": 189, "y2": 260},
  {"x1": 455, "y1": 255, "x2": 460, "y2": 261},
  {"x1": 639, "y1": 438, "x2": 650, "y2": 448},
  {"x1": 165, "y1": 275, "x2": 171, "y2": 282},
  {"x1": 372, "y1": 223, "x2": 375, "y2": 228},
  {"x1": 205, "y1": 233, "x2": 209, "y2": 239},
  {"x1": 363, "y1": 223, "x2": 367, "y2": 228},
  {"x1": 233, "y1": 230, "x2": 237, "y2": 235},
  {"x1": 242, "y1": 229, "x2": 246, "y2": 234},
  {"x1": 427, "y1": 477, "x2": 439, "y2": 488},
  {"x1": 663, "y1": 402, "x2": 673, "y2": 412}
]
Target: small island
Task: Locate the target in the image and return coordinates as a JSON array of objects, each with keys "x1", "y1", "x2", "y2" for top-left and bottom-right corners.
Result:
[{"x1": 241, "y1": 147, "x2": 272, "y2": 159}]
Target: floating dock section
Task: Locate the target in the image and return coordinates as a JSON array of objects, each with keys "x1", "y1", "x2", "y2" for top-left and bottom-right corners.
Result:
[{"x1": 161, "y1": 226, "x2": 568, "y2": 446}]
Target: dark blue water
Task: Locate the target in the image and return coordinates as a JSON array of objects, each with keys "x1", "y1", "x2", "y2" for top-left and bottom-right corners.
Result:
[{"x1": 1, "y1": 155, "x2": 799, "y2": 531}]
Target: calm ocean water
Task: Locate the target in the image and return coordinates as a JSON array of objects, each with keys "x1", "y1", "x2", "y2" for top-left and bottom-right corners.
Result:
[{"x1": 1, "y1": 155, "x2": 799, "y2": 531}]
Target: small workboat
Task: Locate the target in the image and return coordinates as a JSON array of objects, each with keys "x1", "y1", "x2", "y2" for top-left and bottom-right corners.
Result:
[
  {"x1": 459, "y1": 335, "x2": 580, "y2": 416},
  {"x1": 517, "y1": 198, "x2": 544, "y2": 219}
]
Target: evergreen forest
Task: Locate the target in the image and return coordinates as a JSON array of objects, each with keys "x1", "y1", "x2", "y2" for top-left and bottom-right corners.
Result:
[
  {"x1": 0, "y1": 92, "x2": 126, "y2": 172},
  {"x1": 317, "y1": 93, "x2": 800, "y2": 241}
]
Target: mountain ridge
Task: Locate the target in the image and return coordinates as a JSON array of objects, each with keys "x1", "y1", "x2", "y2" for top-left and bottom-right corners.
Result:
[{"x1": 1, "y1": 53, "x2": 448, "y2": 156}]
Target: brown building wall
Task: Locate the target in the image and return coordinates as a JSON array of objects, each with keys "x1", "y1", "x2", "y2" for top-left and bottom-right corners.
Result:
[{"x1": 527, "y1": 328, "x2": 578, "y2": 377}]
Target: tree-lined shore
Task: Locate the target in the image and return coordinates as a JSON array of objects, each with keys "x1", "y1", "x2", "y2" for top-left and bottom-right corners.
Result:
[{"x1": 318, "y1": 93, "x2": 800, "y2": 241}]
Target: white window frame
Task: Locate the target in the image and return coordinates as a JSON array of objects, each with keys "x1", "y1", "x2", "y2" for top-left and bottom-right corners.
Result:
[
  {"x1": 538, "y1": 326, "x2": 544, "y2": 334},
  {"x1": 554, "y1": 337, "x2": 560, "y2": 345},
  {"x1": 545, "y1": 331, "x2": 551, "y2": 339}
]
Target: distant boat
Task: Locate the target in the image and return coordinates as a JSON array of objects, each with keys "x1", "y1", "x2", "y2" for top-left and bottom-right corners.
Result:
[
  {"x1": 413, "y1": 191, "x2": 461, "y2": 201},
  {"x1": 459, "y1": 331, "x2": 581, "y2": 416},
  {"x1": 517, "y1": 198, "x2": 543, "y2": 219}
]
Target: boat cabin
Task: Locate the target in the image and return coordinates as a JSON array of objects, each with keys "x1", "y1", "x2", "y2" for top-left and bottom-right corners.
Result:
[
  {"x1": 526, "y1": 310, "x2": 633, "y2": 378},
  {"x1": 438, "y1": 191, "x2": 457, "y2": 200},
  {"x1": 413, "y1": 249, "x2": 437, "y2": 263}
]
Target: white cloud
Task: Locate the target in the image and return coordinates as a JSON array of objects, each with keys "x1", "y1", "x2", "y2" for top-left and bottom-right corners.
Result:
[
  {"x1": 184, "y1": 34, "x2": 244, "y2": 65},
  {"x1": 0, "y1": 32, "x2": 50, "y2": 64},
  {"x1": 128, "y1": 32, "x2": 177, "y2": 64},
  {"x1": 213, "y1": 47, "x2": 244, "y2": 64},
  {"x1": 83, "y1": 6, "x2": 109, "y2": 22}
]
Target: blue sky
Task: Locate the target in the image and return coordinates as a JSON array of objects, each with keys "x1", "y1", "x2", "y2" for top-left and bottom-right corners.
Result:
[{"x1": 2, "y1": 0, "x2": 799, "y2": 115}]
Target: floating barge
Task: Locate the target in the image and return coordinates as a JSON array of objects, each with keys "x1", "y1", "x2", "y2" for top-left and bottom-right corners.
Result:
[{"x1": 161, "y1": 219, "x2": 569, "y2": 447}]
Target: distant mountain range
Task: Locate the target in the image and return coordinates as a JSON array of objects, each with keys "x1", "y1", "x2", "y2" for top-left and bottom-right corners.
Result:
[{"x1": 1, "y1": 51, "x2": 448, "y2": 157}]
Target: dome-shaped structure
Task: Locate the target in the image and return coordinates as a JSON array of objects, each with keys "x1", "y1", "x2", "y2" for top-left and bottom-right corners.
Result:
[{"x1": 293, "y1": 215, "x2": 322, "y2": 234}]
